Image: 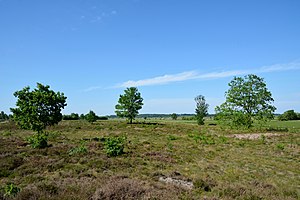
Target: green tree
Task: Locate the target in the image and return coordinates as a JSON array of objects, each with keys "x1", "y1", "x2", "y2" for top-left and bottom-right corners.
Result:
[
  {"x1": 195, "y1": 95, "x2": 209, "y2": 125},
  {"x1": 215, "y1": 74, "x2": 276, "y2": 128},
  {"x1": 171, "y1": 113, "x2": 178, "y2": 120},
  {"x1": 11, "y1": 83, "x2": 67, "y2": 133},
  {"x1": 278, "y1": 110, "x2": 298, "y2": 121},
  {"x1": 0, "y1": 111, "x2": 9, "y2": 121},
  {"x1": 115, "y1": 87, "x2": 143, "y2": 124},
  {"x1": 85, "y1": 110, "x2": 98, "y2": 123},
  {"x1": 80, "y1": 114, "x2": 85, "y2": 120}
]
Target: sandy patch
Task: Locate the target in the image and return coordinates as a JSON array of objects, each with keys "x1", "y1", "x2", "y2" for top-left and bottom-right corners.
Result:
[{"x1": 229, "y1": 133, "x2": 281, "y2": 140}]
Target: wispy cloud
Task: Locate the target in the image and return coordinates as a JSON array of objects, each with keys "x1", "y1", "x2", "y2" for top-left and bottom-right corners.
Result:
[
  {"x1": 84, "y1": 60, "x2": 300, "y2": 91},
  {"x1": 114, "y1": 61, "x2": 300, "y2": 88},
  {"x1": 259, "y1": 61, "x2": 300, "y2": 73},
  {"x1": 115, "y1": 70, "x2": 250, "y2": 88},
  {"x1": 196, "y1": 70, "x2": 248, "y2": 79},
  {"x1": 117, "y1": 71, "x2": 198, "y2": 88},
  {"x1": 84, "y1": 86, "x2": 104, "y2": 92}
]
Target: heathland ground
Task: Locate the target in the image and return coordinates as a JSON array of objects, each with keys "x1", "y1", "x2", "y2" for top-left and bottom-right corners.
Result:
[{"x1": 0, "y1": 118, "x2": 299, "y2": 199}]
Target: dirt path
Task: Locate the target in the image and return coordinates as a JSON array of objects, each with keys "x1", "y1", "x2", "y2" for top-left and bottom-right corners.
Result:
[{"x1": 229, "y1": 133, "x2": 281, "y2": 140}]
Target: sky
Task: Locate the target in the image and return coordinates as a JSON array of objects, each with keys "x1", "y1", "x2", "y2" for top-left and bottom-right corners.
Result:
[{"x1": 1, "y1": 0, "x2": 300, "y2": 115}]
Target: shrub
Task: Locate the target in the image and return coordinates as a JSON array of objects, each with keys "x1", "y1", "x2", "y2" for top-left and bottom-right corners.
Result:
[
  {"x1": 188, "y1": 132, "x2": 215, "y2": 145},
  {"x1": 278, "y1": 110, "x2": 299, "y2": 121},
  {"x1": 69, "y1": 141, "x2": 88, "y2": 155},
  {"x1": 171, "y1": 113, "x2": 178, "y2": 120},
  {"x1": 104, "y1": 136, "x2": 126, "y2": 157},
  {"x1": 4, "y1": 183, "x2": 21, "y2": 197},
  {"x1": 27, "y1": 133, "x2": 48, "y2": 148},
  {"x1": 276, "y1": 143, "x2": 285, "y2": 150},
  {"x1": 85, "y1": 110, "x2": 98, "y2": 123}
]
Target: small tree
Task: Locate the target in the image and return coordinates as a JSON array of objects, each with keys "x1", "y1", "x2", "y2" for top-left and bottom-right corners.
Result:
[
  {"x1": 215, "y1": 74, "x2": 276, "y2": 128},
  {"x1": 0, "y1": 111, "x2": 9, "y2": 121},
  {"x1": 115, "y1": 87, "x2": 143, "y2": 124},
  {"x1": 85, "y1": 110, "x2": 98, "y2": 123},
  {"x1": 11, "y1": 83, "x2": 67, "y2": 133},
  {"x1": 195, "y1": 95, "x2": 209, "y2": 125},
  {"x1": 11, "y1": 83, "x2": 67, "y2": 148},
  {"x1": 171, "y1": 113, "x2": 178, "y2": 120}
]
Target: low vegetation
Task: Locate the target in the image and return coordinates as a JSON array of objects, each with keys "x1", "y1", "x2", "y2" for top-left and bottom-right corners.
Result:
[{"x1": 0, "y1": 119, "x2": 299, "y2": 199}]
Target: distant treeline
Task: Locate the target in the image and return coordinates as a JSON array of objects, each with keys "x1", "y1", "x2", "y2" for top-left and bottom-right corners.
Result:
[
  {"x1": 109, "y1": 113, "x2": 215, "y2": 119},
  {"x1": 62, "y1": 113, "x2": 108, "y2": 121},
  {"x1": 59, "y1": 113, "x2": 284, "y2": 121},
  {"x1": 0, "y1": 110, "x2": 290, "y2": 122}
]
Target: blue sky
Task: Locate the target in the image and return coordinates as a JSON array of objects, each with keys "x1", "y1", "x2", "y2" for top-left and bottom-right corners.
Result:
[{"x1": 1, "y1": 0, "x2": 300, "y2": 115}]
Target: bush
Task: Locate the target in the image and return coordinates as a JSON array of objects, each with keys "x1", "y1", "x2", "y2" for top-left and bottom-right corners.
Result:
[
  {"x1": 188, "y1": 132, "x2": 215, "y2": 145},
  {"x1": 85, "y1": 110, "x2": 98, "y2": 123},
  {"x1": 27, "y1": 133, "x2": 48, "y2": 148},
  {"x1": 278, "y1": 110, "x2": 299, "y2": 121},
  {"x1": 104, "y1": 136, "x2": 126, "y2": 157},
  {"x1": 4, "y1": 183, "x2": 21, "y2": 197},
  {"x1": 69, "y1": 141, "x2": 88, "y2": 155},
  {"x1": 276, "y1": 143, "x2": 285, "y2": 150}
]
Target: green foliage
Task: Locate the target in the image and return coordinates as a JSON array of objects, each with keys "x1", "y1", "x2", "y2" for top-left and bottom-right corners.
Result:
[
  {"x1": 171, "y1": 113, "x2": 178, "y2": 120},
  {"x1": 80, "y1": 114, "x2": 85, "y2": 120},
  {"x1": 278, "y1": 110, "x2": 299, "y2": 121},
  {"x1": 11, "y1": 83, "x2": 67, "y2": 133},
  {"x1": 195, "y1": 95, "x2": 209, "y2": 125},
  {"x1": 266, "y1": 127, "x2": 288, "y2": 132},
  {"x1": 0, "y1": 111, "x2": 9, "y2": 122},
  {"x1": 26, "y1": 133, "x2": 48, "y2": 148},
  {"x1": 85, "y1": 110, "x2": 98, "y2": 123},
  {"x1": 115, "y1": 87, "x2": 143, "y2": 124},
  {"x1": 104, "y1": 136, "x2": 126, "y2": 157},
  {"x1": 4, "y1": 183, "x2": 21, "y2": 197},
  {"x1": 276, "y1": 143, "x2": 285, "y2": 150},
  {"x1": 63, "y1": 113, "x2": 79, "y2": 120},
  {"x1": 188, "y1": 131, "x2": 215, "y2": 145},
  {"x1": 98, "y1": 116, "x2": 109, "y2": 120},
  {"x1": 215, "y1": 74, "x2": 276, "y2": 128},
  {"x1": 167, "y1": 134, "x2": 178, "y2": 141},
  {"x1": 68, "y1": 141, "x2": 88, "y2": 155}
]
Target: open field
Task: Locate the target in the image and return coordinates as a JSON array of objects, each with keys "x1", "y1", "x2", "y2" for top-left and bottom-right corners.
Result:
[{"x1": 0, "y1": 120, "x2": 299, "y2": 199}]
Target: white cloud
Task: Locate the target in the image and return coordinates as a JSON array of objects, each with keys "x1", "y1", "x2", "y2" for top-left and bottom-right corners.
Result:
[
  {"x1": 117, "y1": 71, "x2": 198, "y2": 88},
  {"x1": 84, "y1": 60, "x2": 300, "y2": 91},
  {"x1": 115, "y1": 61, "x2": 300, "y2": 88},
  {"x1": 115, "y1": 70, "x2": 250, "y2": 88},
  {"x1": 196, "y1": 70, "x2": 248, "y2": 79},
  {"x1": 258, "y1": 61, "x2": 300, "y2": 73}
]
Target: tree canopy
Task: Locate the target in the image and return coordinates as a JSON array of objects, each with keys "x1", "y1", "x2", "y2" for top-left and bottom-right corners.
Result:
[
  {"x1": 215, "y1": 74, "x2": 276, "y2": 128},
  {"x1": 115, "y1": 87, "x2": 143, "y2": 124},
  {"x1": 11, "y1": 83, "x2": 67, "y2": 132},
  {"x1": 195, "y1": 95, "x2": 209, "y2": 125}
]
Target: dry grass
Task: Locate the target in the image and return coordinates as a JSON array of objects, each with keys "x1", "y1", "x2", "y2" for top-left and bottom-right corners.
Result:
[{"x1": 0, "y1": 120, "x2": 299, "y2": 199}]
